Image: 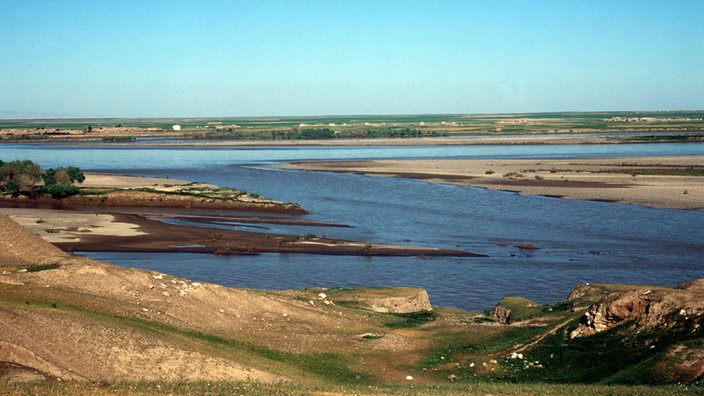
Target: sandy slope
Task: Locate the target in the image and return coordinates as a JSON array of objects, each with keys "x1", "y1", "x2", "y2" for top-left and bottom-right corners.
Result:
[{"x1": 0, "y1": 212, "x2": 432, "y2": 382}]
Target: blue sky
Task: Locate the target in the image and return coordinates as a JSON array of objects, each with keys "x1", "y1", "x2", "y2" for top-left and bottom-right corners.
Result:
[{"x1": 2, "y1": 0, "x2": 703, "y2": 118}]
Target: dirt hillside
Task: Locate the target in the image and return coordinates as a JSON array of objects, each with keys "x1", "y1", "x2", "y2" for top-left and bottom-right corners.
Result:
[
  {"x1": 0, "y1": 213, "x2": 431, "y2": 383},
  {"x1": 0, "y1": 213, "x2": 66, "y2": 267}
]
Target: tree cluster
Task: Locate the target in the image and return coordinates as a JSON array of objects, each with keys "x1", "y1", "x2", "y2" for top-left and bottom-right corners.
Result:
[{"x1": 0, "y1": 159, "x2": 85, "y2": 199}]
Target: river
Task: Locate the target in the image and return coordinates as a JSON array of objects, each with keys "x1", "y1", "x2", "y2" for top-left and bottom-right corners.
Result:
[{"x1": 2, "y1": 141, "x2": 703, "y2": 311}]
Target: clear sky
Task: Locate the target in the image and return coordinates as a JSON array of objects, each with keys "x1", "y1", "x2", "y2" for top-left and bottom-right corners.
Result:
[{"x1": 2, "y1": 0, "x2": 703, "y2": 118}]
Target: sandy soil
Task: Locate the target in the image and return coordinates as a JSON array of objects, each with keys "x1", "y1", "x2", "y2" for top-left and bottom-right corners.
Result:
[
  {"x1": 278, "y1": 155, "x2": 704, "y2": 211},
  {"x1": 0, "y1": 209, "x2": 476, "y2": 257},
  {"x1": 81, "y1": 173, "x2": 217, "y2": 190}
]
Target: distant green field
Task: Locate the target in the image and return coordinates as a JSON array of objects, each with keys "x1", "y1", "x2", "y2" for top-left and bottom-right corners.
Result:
[{"x1": 1, "y1": 111, "x2": 702, "y2": 140}]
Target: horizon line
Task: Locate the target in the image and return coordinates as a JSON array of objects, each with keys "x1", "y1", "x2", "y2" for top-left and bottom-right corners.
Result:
[{"x1": 2, "y1": 109, "x2": 703, "y2": 121}]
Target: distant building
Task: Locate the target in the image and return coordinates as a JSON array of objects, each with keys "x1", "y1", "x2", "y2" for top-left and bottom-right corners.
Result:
[{"x1": 172, "y1": 124, "x2": 181, "y2": 131}]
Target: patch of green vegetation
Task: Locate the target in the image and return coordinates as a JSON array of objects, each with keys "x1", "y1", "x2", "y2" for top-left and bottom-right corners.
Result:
[
  {"x1": 420, "y1": 325, "x2": 549, "y2": 373},
  {"x1": 384, "y1": 310, "x2": 439, "y2": 329},
  {"x1": 24, "y1": 263, "x2": 60, "y2": 272},
  {"x1": 630, "y1": 168, "x2": 704, "y2": 177},
  {"x1": 493, "y1": 297, "x2": 542, "y2": 321},
  {"x1": 491, "y1": 313, "x2": 704, "y2": 385},
  {"x1": 1, "y1": 380, "x2": 698, "y2": 396},
  {"x1": 0, "y1": 290, "x2": 367, "y2": 384},
  {"x1": 102, "y1": 136, "x2": 137, "y2": 142},
  {"x1": 0, "y1": 159, "x2": 85, "y2": 199},
  {"x1": 161, "y1": 326, "x2": 369, "y2": 384},
  {"x1": 608, "y1": 134, "x2": 704, "y2": 143},
  {"x1": 6, "y1": 133, "x2": 50, "y2": 140}
]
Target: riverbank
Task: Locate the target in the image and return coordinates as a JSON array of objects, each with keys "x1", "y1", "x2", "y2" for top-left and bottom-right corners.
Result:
[
  {"x1": 0, "y1": 173, "x2": 307, "y2": 214},
  {"x1": 4, "y1": 134, "x2": 703, "y2": 147},
  {"x1": 278, "y1": 155, "x2": 704, "y2": 211},
  {"x1": 2, "y1": 208, "x2": 477, "y2": 257}
]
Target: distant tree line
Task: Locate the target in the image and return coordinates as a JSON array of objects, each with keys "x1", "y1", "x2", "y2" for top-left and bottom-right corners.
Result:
[
  {"x1": 0, "y1": 159, "x2": 85, "y2": 199},
  {"x1": 358, "y1": 127, "x2": 424, "y2": 138},
  {"x1": 270, "y1": 128, "x2": 336, "y2": 140}
]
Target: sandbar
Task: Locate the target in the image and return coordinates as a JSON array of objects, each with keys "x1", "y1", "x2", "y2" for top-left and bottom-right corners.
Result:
[
  {"x1": 1, "y1": 210, "x2": 477, "y2": 257},
  {"x1": 278, "y1": 155, "x2": 704, "y2": 211}
]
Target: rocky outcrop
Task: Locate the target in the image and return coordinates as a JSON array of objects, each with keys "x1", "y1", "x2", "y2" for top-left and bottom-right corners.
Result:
[
  {"x1": 330, "y1": 287, "x2": 432, "y2": 313},
  {"x1": 567, "y1": 280, "x2": 704, "y2": 383},
  {"x1": 490, "y1": 305, "x2": 513, "y2": 325},
  {"x1": 570, "y1": 279, "x2": 704, "y2": 339}
]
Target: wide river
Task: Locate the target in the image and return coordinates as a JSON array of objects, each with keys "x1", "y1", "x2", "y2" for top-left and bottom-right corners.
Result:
[{"x1": 2, "y1": 141, "x2": 703, "y2": 311}]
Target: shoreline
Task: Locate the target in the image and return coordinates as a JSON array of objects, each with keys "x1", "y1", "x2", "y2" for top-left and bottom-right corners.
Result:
[
  {"x1": 1, "y1": 209, "x2": 479, "y2": 257},
  {"x1": 0, "y1": 173, "x2": 308, "y2": 215},
  {"x1": 278, "y1": 155, "x2": 704, "y2": 211}
]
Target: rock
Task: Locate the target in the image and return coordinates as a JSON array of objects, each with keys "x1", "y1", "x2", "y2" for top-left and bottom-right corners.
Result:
[
  {"x1": 654, "y1": 342, "x2": 704, "y2": 383},
  {"x1": 331, "y1": 287, "x2": 432, "y2": 313},
  {"x1": 570, "y1": 279, "x2": 704, "y2": 339},
  {"x1": 489, "y1": 305, "x2": 513, "y2": 325},
  {"x1": 566, "y1": 283, "x2": 608, "y2": 301}
]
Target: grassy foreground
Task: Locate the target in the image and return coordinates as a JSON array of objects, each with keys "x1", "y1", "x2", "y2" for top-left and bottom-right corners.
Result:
[
  {"x1": 1, "y1": 380, "x2": 700, "y2": 396},
  {"x1": 1, "y1": 276, "x2": 702, "y2": 395}
]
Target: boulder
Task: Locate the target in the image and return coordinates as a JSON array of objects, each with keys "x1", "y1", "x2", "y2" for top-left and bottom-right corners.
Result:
[{"x1": 490, "y1": 305, "x2": 513, "y2": 325}]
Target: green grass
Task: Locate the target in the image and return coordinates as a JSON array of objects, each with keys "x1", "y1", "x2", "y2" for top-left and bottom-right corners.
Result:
[
  {"x1": 0, "y1": 289, "x2": 367, "y2": 385},
  {"x1": 628, "y1": 168, "x2": 704, "y2": 177},
  {"x1": 102, "y1": 136, "x2": 137, "y2": 142},
  {"x1": 492, "y1": 313, "x2": 704, "y2": 385},
  {"x1": 24, "y1": 263, "x2": 61, "y2": 272},
  {"x1": 384, "y1": 310, "x2": 440, "y2": 328},
  {"x1": 2, "y1": 111, "x2": 702, "y2": 140},
  {"x1": 608, "y1": 134, "x2": 704, "y2": 143},
  {"x1": 420, "y1": 325, "x2": 549, "y2": 371},
  {"x1": 1, "y1": 380, "x2": 701, "y2": 396}
]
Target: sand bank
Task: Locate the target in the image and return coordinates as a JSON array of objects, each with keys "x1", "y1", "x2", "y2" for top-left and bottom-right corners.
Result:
[
  {"x1": 81, "y1": 173, "x2": 217, "y2": 190},
  {"x1": 278, "y1": 155, "x2": 704, "y2": 211},
  {"x1": 0, "y1": 210, "x2": 477, "y2": 257}
]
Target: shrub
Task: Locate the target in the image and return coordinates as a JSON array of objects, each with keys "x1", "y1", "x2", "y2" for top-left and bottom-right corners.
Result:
[{"x1": 42, "y1": 183, "x2": 79, "y2": 199}]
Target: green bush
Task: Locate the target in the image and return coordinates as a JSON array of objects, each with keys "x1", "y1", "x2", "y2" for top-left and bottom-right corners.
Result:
[{"x1": 42, "y1": 183, "x2": 79, "y2": 199}]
